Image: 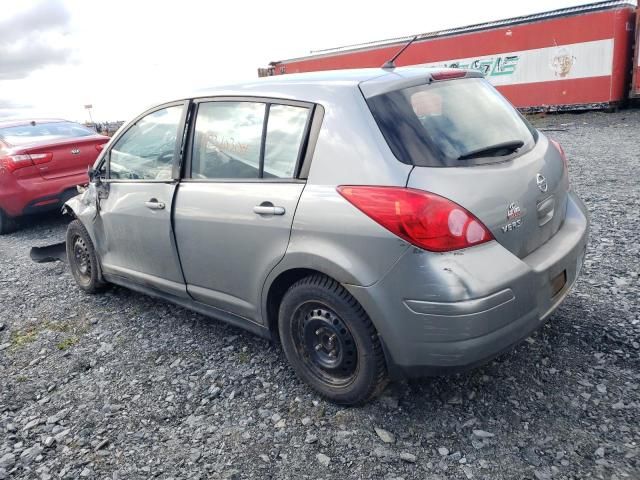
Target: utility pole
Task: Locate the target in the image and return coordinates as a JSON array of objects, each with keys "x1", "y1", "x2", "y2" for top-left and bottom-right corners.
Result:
[{"x1": 84, "y1": 104, "x2": 95, "y2": 129}]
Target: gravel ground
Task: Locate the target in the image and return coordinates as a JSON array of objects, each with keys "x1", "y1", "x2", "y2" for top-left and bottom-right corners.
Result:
[{"x1": 1, "y1": 109, "x2": 639, "y2": 480}]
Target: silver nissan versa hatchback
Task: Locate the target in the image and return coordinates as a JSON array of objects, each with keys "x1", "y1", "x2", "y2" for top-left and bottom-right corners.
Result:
[{"x1": 65, "y1": 67, "x2": 589, "y2": 405}]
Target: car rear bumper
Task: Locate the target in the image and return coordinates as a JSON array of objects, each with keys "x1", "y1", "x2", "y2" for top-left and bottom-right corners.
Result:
[
  {"x1": 0, "y1": 173, "x2": 83, "y2": 217},
  {"x1": 345, "y1": 191, "x2": 589, "y2": 378}
]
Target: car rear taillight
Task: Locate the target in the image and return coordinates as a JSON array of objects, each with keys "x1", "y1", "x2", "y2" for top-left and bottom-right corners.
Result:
[
  {"x1": 29, "y1": 152, "x2": 53, "y2": 165},
  {"x1": 550, "y1": 139, "x2": 568, "y2": 169},
  {"x1": 550, "y1": 139, "x2": 569, "y2": 186},
  {"x1": 0, "y1": 152, "x2": 52, "y2": 172},
  {"x1": 337, "y1": 186, "x2": 494, "y2": 252},
  {"x1": 0, "y1": 154, "x2": 34, "y2": 172}
]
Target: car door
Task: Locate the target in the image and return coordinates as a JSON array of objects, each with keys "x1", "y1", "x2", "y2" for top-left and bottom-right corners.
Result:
[
  {"x1": 97, "y1": 101, "x2": 189, "y2": 297},
  {"x1": 173, "y1": 98, "x2": 315, "y2": 321}
]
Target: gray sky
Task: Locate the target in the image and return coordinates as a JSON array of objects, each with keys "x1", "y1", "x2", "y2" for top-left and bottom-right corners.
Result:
[{"x1": 0, "y1": 0, "x2": 603, "y2": 122}]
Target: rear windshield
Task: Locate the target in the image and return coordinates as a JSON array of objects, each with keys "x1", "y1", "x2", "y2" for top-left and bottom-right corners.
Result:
[
  {"x1": 0, "y1": 121, "x2": 95, "y2": 146},
  {"x1": 366, "y1": 78, "x2": 537, "y2": 167}
]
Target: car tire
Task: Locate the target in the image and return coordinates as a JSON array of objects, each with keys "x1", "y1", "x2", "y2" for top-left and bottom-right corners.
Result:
[
  {"x1": 278, "y1": 274, "x2": 388, "y2": 405},
  {"x1": 66, "y1": 219, "x2": 106, "y2": 293},
  {"x1": 0, "y1": 209, "x2": 17, "y2": 235}
]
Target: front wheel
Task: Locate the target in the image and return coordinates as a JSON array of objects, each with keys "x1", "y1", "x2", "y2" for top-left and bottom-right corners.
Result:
[
  {"x1": 278, "y1": 275, "x2": 388, "y2": 405},
  {"x1": 66, "y1": 220, "x2": 105, "y2": 293}
]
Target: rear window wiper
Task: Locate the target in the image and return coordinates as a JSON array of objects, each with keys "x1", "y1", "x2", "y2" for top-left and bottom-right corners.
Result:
[{"x1": 457, "y1": 140, "x2": 524, "y2": 161}]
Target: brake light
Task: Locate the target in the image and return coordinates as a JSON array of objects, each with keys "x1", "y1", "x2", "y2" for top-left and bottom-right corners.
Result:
[
  {"x1": 431, "y1": 70, "x2": 467, "y2": 81},
  {"x1": 549, "y1": 139, "x2": 568, "y2": 169},
  {"x1": 337, "y1": 186, "x2": 494, "y2": 252},
  {"x1": 30, "y1": 152, "x2": 53, "y2": 165},
  {"x1": 0, "y1": 152, "x2": 52, "y2": 172},
  {"x1": 0, "y1": 154, "x2": 35, "y2": 172}
]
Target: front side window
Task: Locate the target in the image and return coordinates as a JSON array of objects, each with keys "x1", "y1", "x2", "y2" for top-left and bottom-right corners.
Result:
[
  {"x1": 191, "y1": 100, "x2": 310, "y2": 180},
  {"x1": 109, "y1": 105, "x2": 183, "y2": 180}
]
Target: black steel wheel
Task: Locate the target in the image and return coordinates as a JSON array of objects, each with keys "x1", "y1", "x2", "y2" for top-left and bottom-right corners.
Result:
[
  {"x1": 279, "y1": 274, "x2": 388, "y2": 405},
  {"x1": 72, "y1": 235, "x2": 91, "y2": 279},
  {"x1": 66, "y1": 219, "x2": 105, "y2": 293},
  {"x1": 293, "y1": 302, "x2": 359, "y2": 387}
]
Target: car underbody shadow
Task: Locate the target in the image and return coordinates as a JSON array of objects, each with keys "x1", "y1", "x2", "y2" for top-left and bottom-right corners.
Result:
[{"x1": 17, "y1": 210, "x2": 70, "y2": 231}]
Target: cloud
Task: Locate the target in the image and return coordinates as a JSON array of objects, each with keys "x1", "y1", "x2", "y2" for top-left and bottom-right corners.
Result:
[
  {"x1": 0, "y1": 99, "x2": 30, "y2": 109},
  {"x1": 0, "y1": 0, "x2": 73, "y2": 80},
  {"x1": 0, "y1": 99, "x2": 32, "y2": 118}
]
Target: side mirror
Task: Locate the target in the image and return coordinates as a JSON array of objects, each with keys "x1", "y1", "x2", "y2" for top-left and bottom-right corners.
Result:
[{"x1": 88, "y1": 166, "x2": 103, "y2": 185}]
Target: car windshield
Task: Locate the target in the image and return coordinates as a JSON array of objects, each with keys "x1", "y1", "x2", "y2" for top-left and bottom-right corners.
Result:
[
  {"x1": 0, "y1": 121, "x2": 95, "y2": 146},
  {"x1": 366, "y1": 77, "x2": 537, "y2": 167}
]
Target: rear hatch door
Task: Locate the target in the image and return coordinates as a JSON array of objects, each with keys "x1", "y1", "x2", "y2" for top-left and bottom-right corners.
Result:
[
  {"x1": 407, "y1": 139, "x2": 568, "y2": 258},
  {"x1": 363, "y1": 73, "x2": 568, "y2": 258}
]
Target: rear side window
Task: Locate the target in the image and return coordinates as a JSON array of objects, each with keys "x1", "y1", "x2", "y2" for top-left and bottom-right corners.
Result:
[
  {"x1": 264, "y1": 105, "x2": 309, "y2": 178},
  {"x1": 192, "y1": 102, "x2": 265, "y2": 179},
  {"x1": 191, "y1": 101, "x2": 310, "y2": 180},
  {"x1": 366, "y1": 78, "x2": 537, "y2": 167},
  {"x1": 0, "y1": 121, "x2": 95, "y2": 146}
]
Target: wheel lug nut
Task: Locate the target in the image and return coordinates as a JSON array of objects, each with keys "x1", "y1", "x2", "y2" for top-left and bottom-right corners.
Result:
[
  {"x1": 315, "y1": 329, "x2": 322, "y2": 335},
  {"x1": 314, "y1": 344, "x2": 323, "y2": 351},
  {"x1": 329, "y1": 334, "x2": 337, "y2": 342}
]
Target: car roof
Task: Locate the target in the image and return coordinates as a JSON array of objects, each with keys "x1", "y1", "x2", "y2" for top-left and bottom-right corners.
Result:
[
  {"x1": 186, "y1": 67, "x2": 480, "y2": 102},
  {"x1": 0, "y1": 118, "x2": 69, "y2": 129},
  {"x1": 196, "y1": 68, "x2": 386, "y2": 94}
]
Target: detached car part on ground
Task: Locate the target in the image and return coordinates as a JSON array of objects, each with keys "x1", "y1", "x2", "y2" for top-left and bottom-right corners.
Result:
[
  {"x1": 0, "y1": 119, "x2": 109, "y2": 234},
  {"x1": 63, "y1": 68, "x2": 589, "y2": 405}
]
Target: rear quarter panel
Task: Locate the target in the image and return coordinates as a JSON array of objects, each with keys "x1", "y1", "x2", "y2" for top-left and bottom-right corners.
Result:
[
  {"x1": 275, "y1": 185, "x2": 410, "y2": 287},
  {"x1": 266, "y1": 85, "x2": 413, "y2": 290}
]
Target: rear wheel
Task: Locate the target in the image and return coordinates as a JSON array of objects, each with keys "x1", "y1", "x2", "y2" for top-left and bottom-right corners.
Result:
[
  {"x1": 278, "y1": 274, "x2": 388, "y2": 405},
  {"x1": 66, "y1": 220, "x2": 105, "y2": 293},
  {"x1": 0, "y1": 210, "x2": 17, "y2": 235}
]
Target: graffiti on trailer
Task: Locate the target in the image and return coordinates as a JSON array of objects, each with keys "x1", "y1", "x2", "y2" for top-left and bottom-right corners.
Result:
[
  {"x1": 551, "y1": 48, "x2": 576, "y2": 78},
  {"x1": 444, "y1": 55, "x2": 520, "y2": 77}
]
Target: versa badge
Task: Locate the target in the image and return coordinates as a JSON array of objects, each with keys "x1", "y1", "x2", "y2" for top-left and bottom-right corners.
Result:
[{"x1": 502, "y1": 201, "x2": 523, "y2": 233}]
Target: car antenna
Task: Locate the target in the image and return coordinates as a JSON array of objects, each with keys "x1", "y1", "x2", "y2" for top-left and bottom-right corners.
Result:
[{"x1": 381, "y1": 35, "x2": 419, "y2": 69}]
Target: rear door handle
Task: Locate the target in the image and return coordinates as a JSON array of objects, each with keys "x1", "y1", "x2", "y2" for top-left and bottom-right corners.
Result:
[
  {"x1": 145, "y1": 199, "x2": 166, "y2": 210},
  {"x1": 253, "y1": 205, "x2": 285, "y2": 215}
]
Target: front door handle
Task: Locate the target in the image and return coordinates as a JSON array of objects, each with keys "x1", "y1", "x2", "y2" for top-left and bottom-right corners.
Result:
[
  {"x1": 253, "y1": 204, "x2": 285, "y2": 216},
  {"x1": 145, "y1": 199, "x2": 166, "y2": 210}
]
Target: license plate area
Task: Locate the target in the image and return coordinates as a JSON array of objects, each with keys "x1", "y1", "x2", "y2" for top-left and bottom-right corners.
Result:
[{"x1": 551, "y1": 270, "x2": 567, "y2": 298}]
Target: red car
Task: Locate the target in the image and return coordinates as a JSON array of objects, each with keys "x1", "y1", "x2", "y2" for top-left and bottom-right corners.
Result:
[{"x1": 0, "y1": 119, "x2": 109, "y2": 233}]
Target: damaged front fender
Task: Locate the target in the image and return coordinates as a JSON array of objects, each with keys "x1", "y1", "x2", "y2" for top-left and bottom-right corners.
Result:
[
  {"x1": 62, "y1": 182, "x2": 106, "y2": 255},
  {"x1": 32, "y1": 185, "x2": 104, "y2": 265},
  {"x1": 63, "y1": 183, "x2": 98, "y2": 221}
]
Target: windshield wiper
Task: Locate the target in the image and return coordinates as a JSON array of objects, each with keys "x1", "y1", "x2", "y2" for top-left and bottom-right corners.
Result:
[{"x1": 457, "y1": 140, "x2": 524, "y2": 161}]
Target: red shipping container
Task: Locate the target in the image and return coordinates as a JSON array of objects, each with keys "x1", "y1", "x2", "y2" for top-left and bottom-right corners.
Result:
[
  {"x1": 631, "y1": 8, "x2": 640, "y2": 98},
  {"x1": 266, "y1": 1, "x2": 637, "y2": 111}
]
